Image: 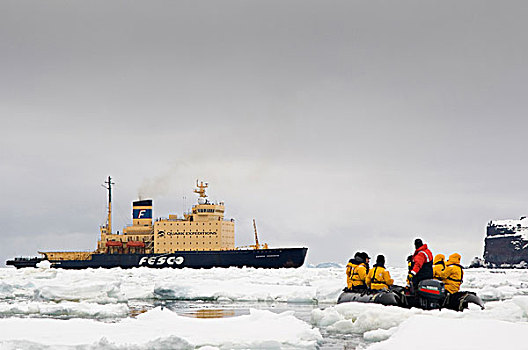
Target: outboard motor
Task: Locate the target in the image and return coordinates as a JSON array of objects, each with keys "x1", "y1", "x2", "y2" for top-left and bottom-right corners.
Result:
[{"x1": 417, "y1": 279, "x2": 446, "y2": 310}]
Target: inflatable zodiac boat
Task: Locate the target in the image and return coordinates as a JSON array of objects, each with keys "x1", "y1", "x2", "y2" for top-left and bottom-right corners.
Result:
[{"x1": 337, "y1": 279, "x2": 484, "y2": 312}]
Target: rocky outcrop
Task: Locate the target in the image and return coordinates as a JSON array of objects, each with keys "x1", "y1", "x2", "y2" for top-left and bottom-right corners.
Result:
[{"x1": 484, "y1": 217, "x2": 528, "y2": 266}]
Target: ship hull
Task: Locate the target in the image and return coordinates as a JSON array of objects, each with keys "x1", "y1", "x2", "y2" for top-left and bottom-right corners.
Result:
[
  {"x1": 7, "y1": 248, "x2": 308, "y2": 269},
  {"x1": 6, "y1": 257, "x2": 44, "y2": 268}
]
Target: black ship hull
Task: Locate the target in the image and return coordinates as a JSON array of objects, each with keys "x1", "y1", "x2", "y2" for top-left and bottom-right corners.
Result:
[
  {"x1": 6, "y1": 257, "x2": 44, "y2": 268},
  {"x1": 6, "y1": 247, "x2": 308, "y2": 269}
]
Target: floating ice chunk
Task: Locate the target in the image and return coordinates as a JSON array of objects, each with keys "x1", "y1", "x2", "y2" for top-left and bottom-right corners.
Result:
[
  {"x1": 0, "y1": 301, "x2": 129, "y2": 319},
  {"x1": 312, "y1": 302, "x2": 423, "y2": 334},
  {"x1": 328, "y1": 319, "x2": 355, "y2": 333},
  {"x1": 363, "y1": 326, "x2": 398, "y2": 342},
  {"x1": 312, "y1": 307, "x2": 343, "y2": 327},
  {"x1": 34, "y1": 281, "x2": 125, "y2": 304},
  {"x1": 36, "y1": 260, "x2": 51, "y2": 269}
]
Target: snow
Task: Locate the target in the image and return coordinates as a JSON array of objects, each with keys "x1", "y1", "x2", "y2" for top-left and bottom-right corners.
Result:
[
  {"x1": 490, "y1": 217, "x2": 528, "y2": 229},
  {"x1": 1, "y1": 265, "x2": 528, "y2": 349},
  {"x1": 488, "y1": 217, "x2": 528, "y2": 240}
]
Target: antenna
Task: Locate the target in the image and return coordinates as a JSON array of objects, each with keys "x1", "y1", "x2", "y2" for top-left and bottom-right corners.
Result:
[{"x1": 194, "y1": 180, "x2": 208, "y2": 198}]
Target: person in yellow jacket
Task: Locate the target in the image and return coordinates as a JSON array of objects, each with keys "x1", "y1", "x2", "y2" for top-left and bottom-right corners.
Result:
[
  {"x1": 345, "y1": 252, "x2": 361, "y2": 290},
  {"x1": 433, "y1": 254, "x2": 446, "y2": 281},
  {"x1": 366, "y1": 255, "x2": 394, "y2": 291},
  {"x1": 350, "y1": 252, "x2": 370, "y2": 291},
  {"x1": 440, "y1": 253, "x2": 463, "y2": 294}
]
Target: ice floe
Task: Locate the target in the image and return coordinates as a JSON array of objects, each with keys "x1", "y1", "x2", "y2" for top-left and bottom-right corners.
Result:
[{"x1": 0, "y1": 307, "x2": 322, "y2": 349}]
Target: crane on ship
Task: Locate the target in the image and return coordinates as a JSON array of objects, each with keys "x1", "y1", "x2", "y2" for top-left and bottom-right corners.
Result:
[{"x1": 237, "y1": 219, "x2": 268, "y2": 250}]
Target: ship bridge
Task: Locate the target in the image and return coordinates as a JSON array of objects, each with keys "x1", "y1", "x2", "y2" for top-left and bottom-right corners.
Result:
[{"x1": 153, "y1": 181, "x2": 234, "y2": 253}]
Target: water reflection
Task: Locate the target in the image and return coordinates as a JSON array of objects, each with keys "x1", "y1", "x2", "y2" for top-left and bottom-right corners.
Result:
[{"x1": 180, "y1": 308, "x2": 249, "y2": 319}]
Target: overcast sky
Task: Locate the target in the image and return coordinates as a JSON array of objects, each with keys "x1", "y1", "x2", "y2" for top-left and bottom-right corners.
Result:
[{"x1": 1, "y1": 1, "x2": 527, "y2": 267}]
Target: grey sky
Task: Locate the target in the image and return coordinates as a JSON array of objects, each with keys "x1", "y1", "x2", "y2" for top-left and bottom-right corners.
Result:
[{"x1": 1, "y1": 1, "x2": 527, "y2": 267}]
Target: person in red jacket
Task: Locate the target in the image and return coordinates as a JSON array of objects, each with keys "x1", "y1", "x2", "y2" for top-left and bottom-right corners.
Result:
[{"x1": 407, "y1": 238, "x2": 433, "y2": 292}]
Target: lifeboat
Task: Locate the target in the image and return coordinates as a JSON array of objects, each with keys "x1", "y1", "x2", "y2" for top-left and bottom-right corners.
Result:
[
  {"x1": 105, "y1": 241, "x2": 123, "y2": 247},
  {"x1": 126, "y1": 241, "x2": 145, "y2": 247},
  {"x1": 337, "y1": 279, "x2": 485, "y2": 312}
]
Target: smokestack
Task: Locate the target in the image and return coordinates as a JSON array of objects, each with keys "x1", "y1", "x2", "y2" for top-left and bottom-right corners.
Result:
[{"x1": 132, "y1": 199, "x2": 153, "y2": 226}]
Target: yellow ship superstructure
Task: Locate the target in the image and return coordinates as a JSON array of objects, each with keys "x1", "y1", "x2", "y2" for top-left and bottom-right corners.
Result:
[
  {"x1": 152, "y1": 181, "x2": 235, "y2": 253},
  {"x1": 96, "y1": 199, "x2": 154, "y2": 254},
  {"x1": 42, "y1": 178, "x2": 235, "y2": 261},
  {"x1": 98, "y1": 180, "x2": 234, "y2": 253}
]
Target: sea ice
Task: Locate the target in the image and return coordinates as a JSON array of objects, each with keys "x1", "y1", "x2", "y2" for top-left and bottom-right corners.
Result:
[
  {"x1": 1, "y1": 265, "x2": 528, "y2": 348},
  {"x1": 365, "y1": 315, "x2": 528, "y2": 350},
  {"x1": 0, "y1": 307, "x2": 322, "y2": 349}
]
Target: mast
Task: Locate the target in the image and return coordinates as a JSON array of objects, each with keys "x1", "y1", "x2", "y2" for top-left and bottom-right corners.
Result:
[
  {"x1": 253, "y1": 219, "x2": 260, "y2": 250},
  {"x1": 103, "y1": 176, "x2": 115, "y2": 234}
]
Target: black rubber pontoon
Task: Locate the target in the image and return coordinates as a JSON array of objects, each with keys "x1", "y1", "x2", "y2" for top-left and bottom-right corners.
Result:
[{"x1": 337, "y1": 279, "x2": 484, "y2": 312}]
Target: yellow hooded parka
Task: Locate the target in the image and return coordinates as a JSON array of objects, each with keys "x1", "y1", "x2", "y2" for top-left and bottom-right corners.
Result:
[
  {"x1": 441, "y1": 253, "x2": 463, "y2": 294},
  {"x1": 366, "y1": 265, "x2": 394, "y2": 290},
  {"x1": 433, "y1": 254, "x2": 446, "y2": 281},
  {"x1": 346, "y1": 260, "x2": 358, "y2": 289},
  {"x1": 350, "y1": 263, "x2": 368, "y2": 288}
]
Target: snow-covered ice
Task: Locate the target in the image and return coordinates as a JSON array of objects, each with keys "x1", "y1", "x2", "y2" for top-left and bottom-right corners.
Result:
[
  {"x1": 366, "y1": 315, "x2": 528, "y2": 350},
  {"x1": 0, "y1": 308, "x2": 322, "y2": 349},
  {"x1": 0, "y1": 265, "x2": 527, "y2": 349}
]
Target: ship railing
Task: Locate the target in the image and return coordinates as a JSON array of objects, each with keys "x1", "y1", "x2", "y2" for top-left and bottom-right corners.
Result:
[
  {"x1": 156, "y1": 217, "x2": 187, "y2": 222},
  {"x1": 13, "y1": 256, "x2": 42, "y2": 261},
  {"x1": 37, "y1": 250, "x2": 94, "y2": 254}
]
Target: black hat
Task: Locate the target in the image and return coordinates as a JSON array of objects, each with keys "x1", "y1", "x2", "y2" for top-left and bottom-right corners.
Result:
[
  {"x1": 376, "y1": 255, "x2": 385, "y2": 265},
  {"x1": 360, "y1": 252, "x2": 370, "y2": 260},
  {"x1": 414, "y1": 238, "x2": 423, "y2": 249}
]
